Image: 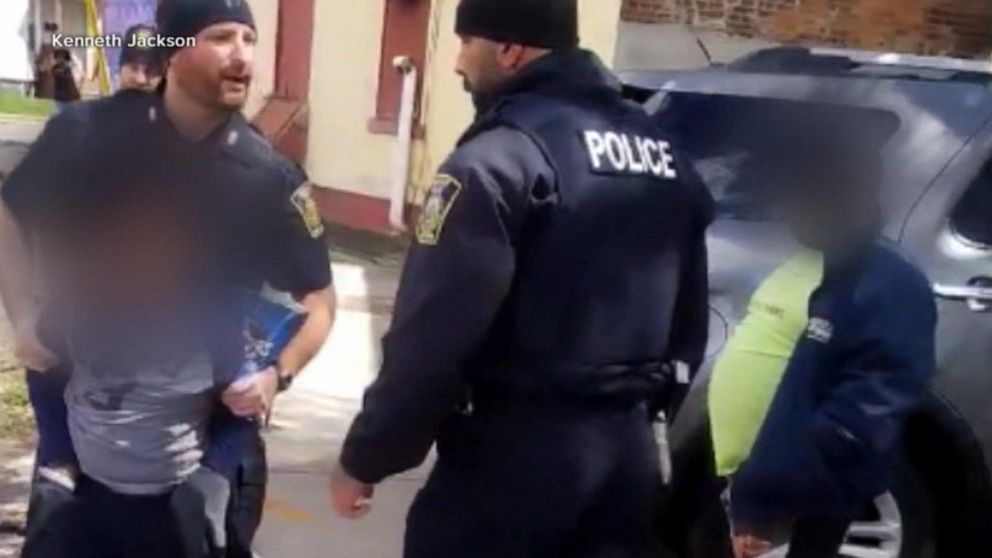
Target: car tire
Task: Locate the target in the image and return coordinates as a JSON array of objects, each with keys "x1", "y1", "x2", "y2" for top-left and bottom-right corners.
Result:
[
  {"x1": 892, "y1": 464, "x2": 936, "y2": 558},
  {"x1": 682, "y1": 463, "x2": 936, "y2": 558}
]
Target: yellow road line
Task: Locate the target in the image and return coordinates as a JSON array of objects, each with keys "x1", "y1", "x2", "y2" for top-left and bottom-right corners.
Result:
[{"x1": 264, "y1": 498, "x2": 316, "y2": 524}]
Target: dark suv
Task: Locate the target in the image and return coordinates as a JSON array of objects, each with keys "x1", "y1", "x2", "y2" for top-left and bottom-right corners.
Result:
[{"x1": 625, "y1": 47, "x2": 992, "y2": 558}]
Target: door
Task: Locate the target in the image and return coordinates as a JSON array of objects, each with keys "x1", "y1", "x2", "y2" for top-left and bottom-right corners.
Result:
[
  {"x1": 901, "y1": 120, "x2": 992, "y2": 475},
  {"x1": 274, "y1": 0, "x2": 314, "y2": 101}
]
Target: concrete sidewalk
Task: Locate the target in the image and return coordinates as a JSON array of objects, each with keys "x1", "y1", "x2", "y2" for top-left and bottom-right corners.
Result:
[
  {"x1": 254, "y1": 252, "x2": 426, "y2": 558},
  {"x1": 0, "y1": 119, "x2": 43, "y2": 147}
]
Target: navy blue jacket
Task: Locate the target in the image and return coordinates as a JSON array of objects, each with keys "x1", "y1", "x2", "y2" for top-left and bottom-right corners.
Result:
[
  {"x1": 341, "y1": 49, "x2": 713, "y2": 484},
  {"x1": 731, "y1": 242, "x2": 937, "y2": 522}
]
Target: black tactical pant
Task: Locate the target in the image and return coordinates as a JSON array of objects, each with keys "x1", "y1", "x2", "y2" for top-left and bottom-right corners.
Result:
[
  {"x1": 405, "y1": 403, "x2": 662, "y2": 558},
  {"x1": 227, "y1": 429, "x2": 268, "y2": 557},
  {"x1": 26, "y1": 475, "x2": 188, "y2": 558},
  {"x1": 22, "y1": 430, "x2": 268, "y2": 558}
]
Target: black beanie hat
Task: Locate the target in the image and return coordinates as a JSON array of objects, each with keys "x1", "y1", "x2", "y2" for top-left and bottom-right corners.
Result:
[
  {"x1": 455, "y1": 0, "x2": 579, "y2": 50},
  {"x1": 120, "y1": 24, "x2": 162, "y2": 69},
  {"x1": 156, "y1": 0, "x2": 255, "y2": 50}
]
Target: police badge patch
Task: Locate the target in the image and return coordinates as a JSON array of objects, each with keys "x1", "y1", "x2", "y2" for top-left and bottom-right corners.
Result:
[
  {"x1": 291, "y1": 182, "x2": 325, "y2": 239},
  {"x1": 416, "y1": 174, "x2": 462, "y2": 245}
]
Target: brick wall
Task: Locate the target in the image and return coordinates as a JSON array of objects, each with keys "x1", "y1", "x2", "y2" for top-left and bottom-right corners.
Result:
[{"x1": 620, "y1": 0, "x2": 992, "y2": 58}]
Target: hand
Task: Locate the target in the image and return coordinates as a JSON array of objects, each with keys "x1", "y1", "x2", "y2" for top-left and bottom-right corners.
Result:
[
  {"x1": 732, "y1": 533, "x2": 774, "y2": 558},
  {"x1": 13, "y1": 321, "x2": 60, "y2": 372},
  {"x1": 221, "y1": 367, "x2": 280, "y2": 421},
  {"x1": 330, "y1": 463, "x2": 374, "y2": 520}
]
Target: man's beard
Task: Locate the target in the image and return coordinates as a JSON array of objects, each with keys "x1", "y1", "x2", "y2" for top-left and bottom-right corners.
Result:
[
  {"x1": 217, "y1": 79, "x2": 251, "y2": 111},
  {"x1": 464, "y1": 77, "x2": 502, "y2": 116},
  {"x1": 207, "y1": 82, "x2": 248, "y2": 112},
  {"x1": 175, "y1": 70, "x2": 245, "y2": 113},
  {"x1": 471, "y1": 89, "x2": 497, "y2": 115}
]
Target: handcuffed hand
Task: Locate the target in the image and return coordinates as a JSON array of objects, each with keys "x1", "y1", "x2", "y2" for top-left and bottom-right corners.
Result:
[{"x1": 221, "y1": 366, "x2": 279, "y2": 421}]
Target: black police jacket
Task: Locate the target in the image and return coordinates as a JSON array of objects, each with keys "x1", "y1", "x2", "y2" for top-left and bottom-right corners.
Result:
[{"x1": 341, "y1": 49, "x2": 714, "y2": 484}]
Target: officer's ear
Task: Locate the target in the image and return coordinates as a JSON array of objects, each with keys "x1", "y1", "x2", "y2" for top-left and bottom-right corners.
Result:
[{"x1": 496, "y1": 43, "x2": 528, "y2": 71}]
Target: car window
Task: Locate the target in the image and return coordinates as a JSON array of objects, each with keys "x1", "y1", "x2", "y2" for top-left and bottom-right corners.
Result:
[
  {"x1": 951, "y1": 162, "x2": 992, "y2": 247},
  {"x1": 652, "y1": 92, "x2": 900, "y2": 221}
]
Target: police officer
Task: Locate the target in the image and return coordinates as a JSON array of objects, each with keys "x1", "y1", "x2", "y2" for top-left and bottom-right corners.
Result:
[
  {"x1": 118, "y1": 24, "x2": 165, "y2": 92},
  {"x1": 0, "y1": 0, "x2": 335, "y2": 556},
  {"x1": 330, "y1": 0, "x2": 713, "y2": 555}
]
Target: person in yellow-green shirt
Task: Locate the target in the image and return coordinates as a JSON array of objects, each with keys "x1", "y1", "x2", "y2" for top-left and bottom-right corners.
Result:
[
  {"x1": 708, "y1": 137, "x2": 936, "y2": 558},
  {"x1": 707, "y1": 253, "x2": 824, "y2": 557},
  {"x1": 709, "y1": 252, "x2": 823, "y2": 479}
]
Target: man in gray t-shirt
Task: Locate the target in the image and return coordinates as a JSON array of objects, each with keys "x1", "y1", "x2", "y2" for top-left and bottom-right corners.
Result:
[{"x1": 66, "y1": 348, "x2": 215, "y2": 496}]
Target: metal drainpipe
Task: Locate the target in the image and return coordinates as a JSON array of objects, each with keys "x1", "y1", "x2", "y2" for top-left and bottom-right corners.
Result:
[{"x1": 389, "y1": 55, "x2": 418, "y2": 232}]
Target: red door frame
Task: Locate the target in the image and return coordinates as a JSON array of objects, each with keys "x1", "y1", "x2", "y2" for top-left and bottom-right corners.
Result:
[
  {"x1": 253, "y1": 0, "x2": 422, "y2": 234},
  {"x1": 251, "y1": 0, "x2": 314, "y2": 165}
]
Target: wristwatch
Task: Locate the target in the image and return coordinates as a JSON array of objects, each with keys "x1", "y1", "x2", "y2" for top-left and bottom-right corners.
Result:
[{"x1": 275, "y1": 366, "x2": 295, "y2": 393}]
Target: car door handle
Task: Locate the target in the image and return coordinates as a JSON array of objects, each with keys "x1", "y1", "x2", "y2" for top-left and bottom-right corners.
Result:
[
  {"x1": 933, "y1": 284, "x2": 992, "y2": 301},
  {"x1": 934, "y1": 278, "x2": 992, "y2": 312}
]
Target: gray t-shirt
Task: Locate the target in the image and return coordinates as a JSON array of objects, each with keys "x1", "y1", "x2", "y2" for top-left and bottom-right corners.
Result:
[{"x1": 66, "y1": 349, "x2": 216, "y2": 496}]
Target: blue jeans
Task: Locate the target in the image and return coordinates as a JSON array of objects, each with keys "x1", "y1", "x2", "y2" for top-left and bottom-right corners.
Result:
[{"x1": 26, "y1": 367, "x2": 75, "y2": 466}]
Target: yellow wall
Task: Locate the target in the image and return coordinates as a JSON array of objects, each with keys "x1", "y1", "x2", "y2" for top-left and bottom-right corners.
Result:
[
  {"x1": 245, "y1": 0, "x2": 278, "y2": 119},
  {"x1": 307, "y1": 0, "x2": 396, "y2": 199},
  {"x1": 306, "y1": 0, "x2": 623, "y2": 202},
  {"x1": 582, "y1": 0, "x2": 622, "y2": 64}
]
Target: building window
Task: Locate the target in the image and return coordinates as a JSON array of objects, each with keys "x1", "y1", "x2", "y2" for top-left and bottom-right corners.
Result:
[{"x1": 368, "y1": 0, "x2": 431, "y2": 137}]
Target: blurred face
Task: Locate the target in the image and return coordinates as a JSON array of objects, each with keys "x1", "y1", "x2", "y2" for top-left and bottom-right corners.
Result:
[
  {"x1": 119, "y1": 62, "x2": 163, "y2": 92},
  {"x1": 782, "y1": 185, "x2": 874, "y2": 251},
  {"x1": 168, "y1": 22, "x2": 256, "y2": 112},
  {"x1": 784, "y1": 197, "x2": 837, "y2": 250}
]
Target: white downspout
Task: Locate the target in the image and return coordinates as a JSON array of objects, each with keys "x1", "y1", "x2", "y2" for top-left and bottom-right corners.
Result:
[{"x1": 389, "y1": 55, "x2": 418, "y2": 232}]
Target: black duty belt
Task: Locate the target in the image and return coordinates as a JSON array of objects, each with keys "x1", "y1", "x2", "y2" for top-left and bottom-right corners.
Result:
[{"x1": 466, "y1": 360, "x2": 673, "y2": 417}]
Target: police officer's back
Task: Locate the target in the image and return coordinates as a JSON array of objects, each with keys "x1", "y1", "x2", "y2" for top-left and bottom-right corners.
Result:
[{"x1": 332, "y1": 1, "x2": 713, "y2": 556}]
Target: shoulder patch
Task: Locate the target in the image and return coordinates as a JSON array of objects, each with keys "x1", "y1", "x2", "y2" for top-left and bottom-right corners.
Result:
[
  {"x1": 290, "y1": 181, "x2": 325, "y2": 239},
  {"x1": 416, "y1": 174, "x2": 462, "y2": 245},
  {"x1": 806, "y1": 317, "x2": 834, "y2": 344}
]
